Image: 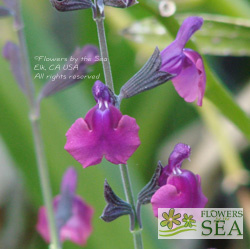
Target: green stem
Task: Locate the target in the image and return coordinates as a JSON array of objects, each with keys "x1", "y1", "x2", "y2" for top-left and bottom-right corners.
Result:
[
  {"x1": 93, "y1": 3, "x2": 143, "y2": 249},
  {"x1": 132, "y1": 230, "x2": 144, "y2": 249},
  {"x1": 119, "y1": 164, "x2": 143, "y2": 249},
  {"x1": 94, "y1": 15, "x2": 114, "y2": 91},
  {"x1": 15, "y1": 6, "x2": 60, "y2": 249}
]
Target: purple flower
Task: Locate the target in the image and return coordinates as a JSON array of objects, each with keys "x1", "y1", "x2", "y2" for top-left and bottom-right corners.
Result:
[
  {"x1": 151, "y1": 143, "x2": 207, "y2": 217},
  {"x1": 64, "y1": 81, "x2": 140, "y2": 168},
  {"x1": 160, "y1": 17, "x2": 206, "y2": 106},
  {"x1": 36, "y1": 167, "x2": 94, "y2": 245}
]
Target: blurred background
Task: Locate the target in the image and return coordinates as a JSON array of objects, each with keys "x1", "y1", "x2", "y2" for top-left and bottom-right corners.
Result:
[{"x1": 0, "y1": 0, "x2": 250, "y2": 248}]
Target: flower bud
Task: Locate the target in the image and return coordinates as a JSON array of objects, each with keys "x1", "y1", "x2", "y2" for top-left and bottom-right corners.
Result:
[
  {"x1": 92, "y1": 80, "x2": 116, "y2": 105},
  {"x1": 50, "y1": 0, "x2": 93, "y2": 12}
]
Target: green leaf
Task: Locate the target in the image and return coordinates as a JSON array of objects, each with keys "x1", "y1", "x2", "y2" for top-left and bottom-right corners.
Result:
[{"x1": 121, "y1": 14, "x2": 250, "y2": 56}]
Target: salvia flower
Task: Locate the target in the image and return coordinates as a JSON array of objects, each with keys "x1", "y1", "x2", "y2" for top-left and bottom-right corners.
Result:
[
  {"x1": 65, "y1": 81, "x2": 140, "y2": 167},
  {"x1": 36, "y1": 167, "x2": 94, "y2": 246},
  {"x1": 160, "y1": 16, "x2": 206, "y2": 106},
  {"x1": 151, "y1": 143, "x2": 207, "y2": 217}
]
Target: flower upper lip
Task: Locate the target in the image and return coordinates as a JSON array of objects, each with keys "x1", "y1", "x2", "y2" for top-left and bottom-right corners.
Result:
[{"x1": 160, "y1": 16, "x2": 206, "y2": 106}]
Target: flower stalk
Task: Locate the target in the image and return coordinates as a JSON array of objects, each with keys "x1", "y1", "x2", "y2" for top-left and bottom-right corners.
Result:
[
  {"x1": 93, "y1": 0, "x2": 114, "y2": 91},
  {"x1": 15, "y1": 8, "x2": 61, "y2": 249},
  {"x1": 93, "y1": 2, "x2": 143, "y2": 248},
  {"x1": 120, "y1": 164, "x2": 143, "y2": 249}
]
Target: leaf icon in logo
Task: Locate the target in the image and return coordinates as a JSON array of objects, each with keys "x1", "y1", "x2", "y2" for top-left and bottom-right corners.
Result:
[{"x1": 160, "y1": 208, "x2": 181, "y2": 229}]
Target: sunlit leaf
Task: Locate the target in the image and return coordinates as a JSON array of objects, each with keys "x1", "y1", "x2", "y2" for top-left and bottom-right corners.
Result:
[{"x1": 121, "y1": 14, "x2": 250, "y2": 56}]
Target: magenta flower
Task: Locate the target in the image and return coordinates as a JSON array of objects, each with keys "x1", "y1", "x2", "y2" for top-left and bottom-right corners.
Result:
[
  {"x1": 151, "y1": 143, "x2": 207, "y2": 217},
  {"x1": 65, "y1": 81, "x2": 140, "y2": 168},
  {"x1": 160, "y1": 16, "x2": 206, "y2": 106},
  {"x1": 36, "y1": 167, "x2": 94, "y2": 245}
]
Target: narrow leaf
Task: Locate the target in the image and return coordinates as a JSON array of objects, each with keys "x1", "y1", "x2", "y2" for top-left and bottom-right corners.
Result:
[{"x1": 121, "y1": 15, "x2": 250, "y2": 56}]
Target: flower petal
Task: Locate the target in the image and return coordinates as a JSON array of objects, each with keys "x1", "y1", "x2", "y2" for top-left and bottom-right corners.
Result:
[
  {"x1": 104, "y1": 106, "x2": 140, "y2": 164},
  {"x1": 36, "y1": 206, "x2": 50, "y2": 243},
  {"x1": 172, "y1": 219, "x2": 181, "y2": 226},
  {"x1": 64, "y1": 110, "x2": 104, "y2": 168},
  {"x1": 151, "y1": 184, "x2": 189, "y2": 217},
  {"x1": 175, "y1": 17, "x2": 203, "y2": 49},
  {"x1": 193, "y1": 174, "x2": 208, "y2": 207},
  {"x1": 37, "y1": 195, "x2": 94, "y2": 246},
  {"x1": 173, "y1": 213, "x2": 181, "y2": 219},
  {"x1": 168, "y1": 143, "x2": 191, "y2": 170},
  {"x1": 172, "y1": 55, "x2": 200, "y2": 103},
  {"x1": 160, "y1": 220, "x2": 168, "y2": 227},
  {"x1": 167, "y1": 221, "x2": 173, "y2": 229},
  {"x1": 162, "y1": 212, "x2": 169, "y2": 220},
  {"x1": 168, "y1": 208, "x2": 174, "y2": 218},
  {"x1": 151, "y1": 170, "x2": 207, "y2": 217},
  {"x1": 92, "y1": 80, "x2": 115, "y2": 105},
  {"x1": 160, "y1": 41, "x2": 184, "y2": 75},
  {"x1": 60, "y1": 196, "x2": 94, "y2": 245},
  {"x1": 159, "y1": 143, "x2": 191, "y2": 186},
  {"x1": 65, "y1": 105, "x2": 140, "y2": 167},
  {"x1": 184, "y1": 49, "x2": 206, "y2": 106},
  {"x1": 172, "y1": 49, "x2": 206, "y2": 106},
  {"x1": 160, "y1": 16, "x2": 203, "y2": 75},
  {"x1": 61, "y1": 167, "x2": 77, "y2": 194}
]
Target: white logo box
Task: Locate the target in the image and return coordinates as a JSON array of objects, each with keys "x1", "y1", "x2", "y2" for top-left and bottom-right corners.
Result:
[{"x1": 158, "y1": 208, "x2": 243, "y2": 239}]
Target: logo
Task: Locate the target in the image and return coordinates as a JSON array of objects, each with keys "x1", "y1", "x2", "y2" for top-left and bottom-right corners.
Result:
[{"x1": 158, "y1": 208, "x2": 243, "y2": 239}]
